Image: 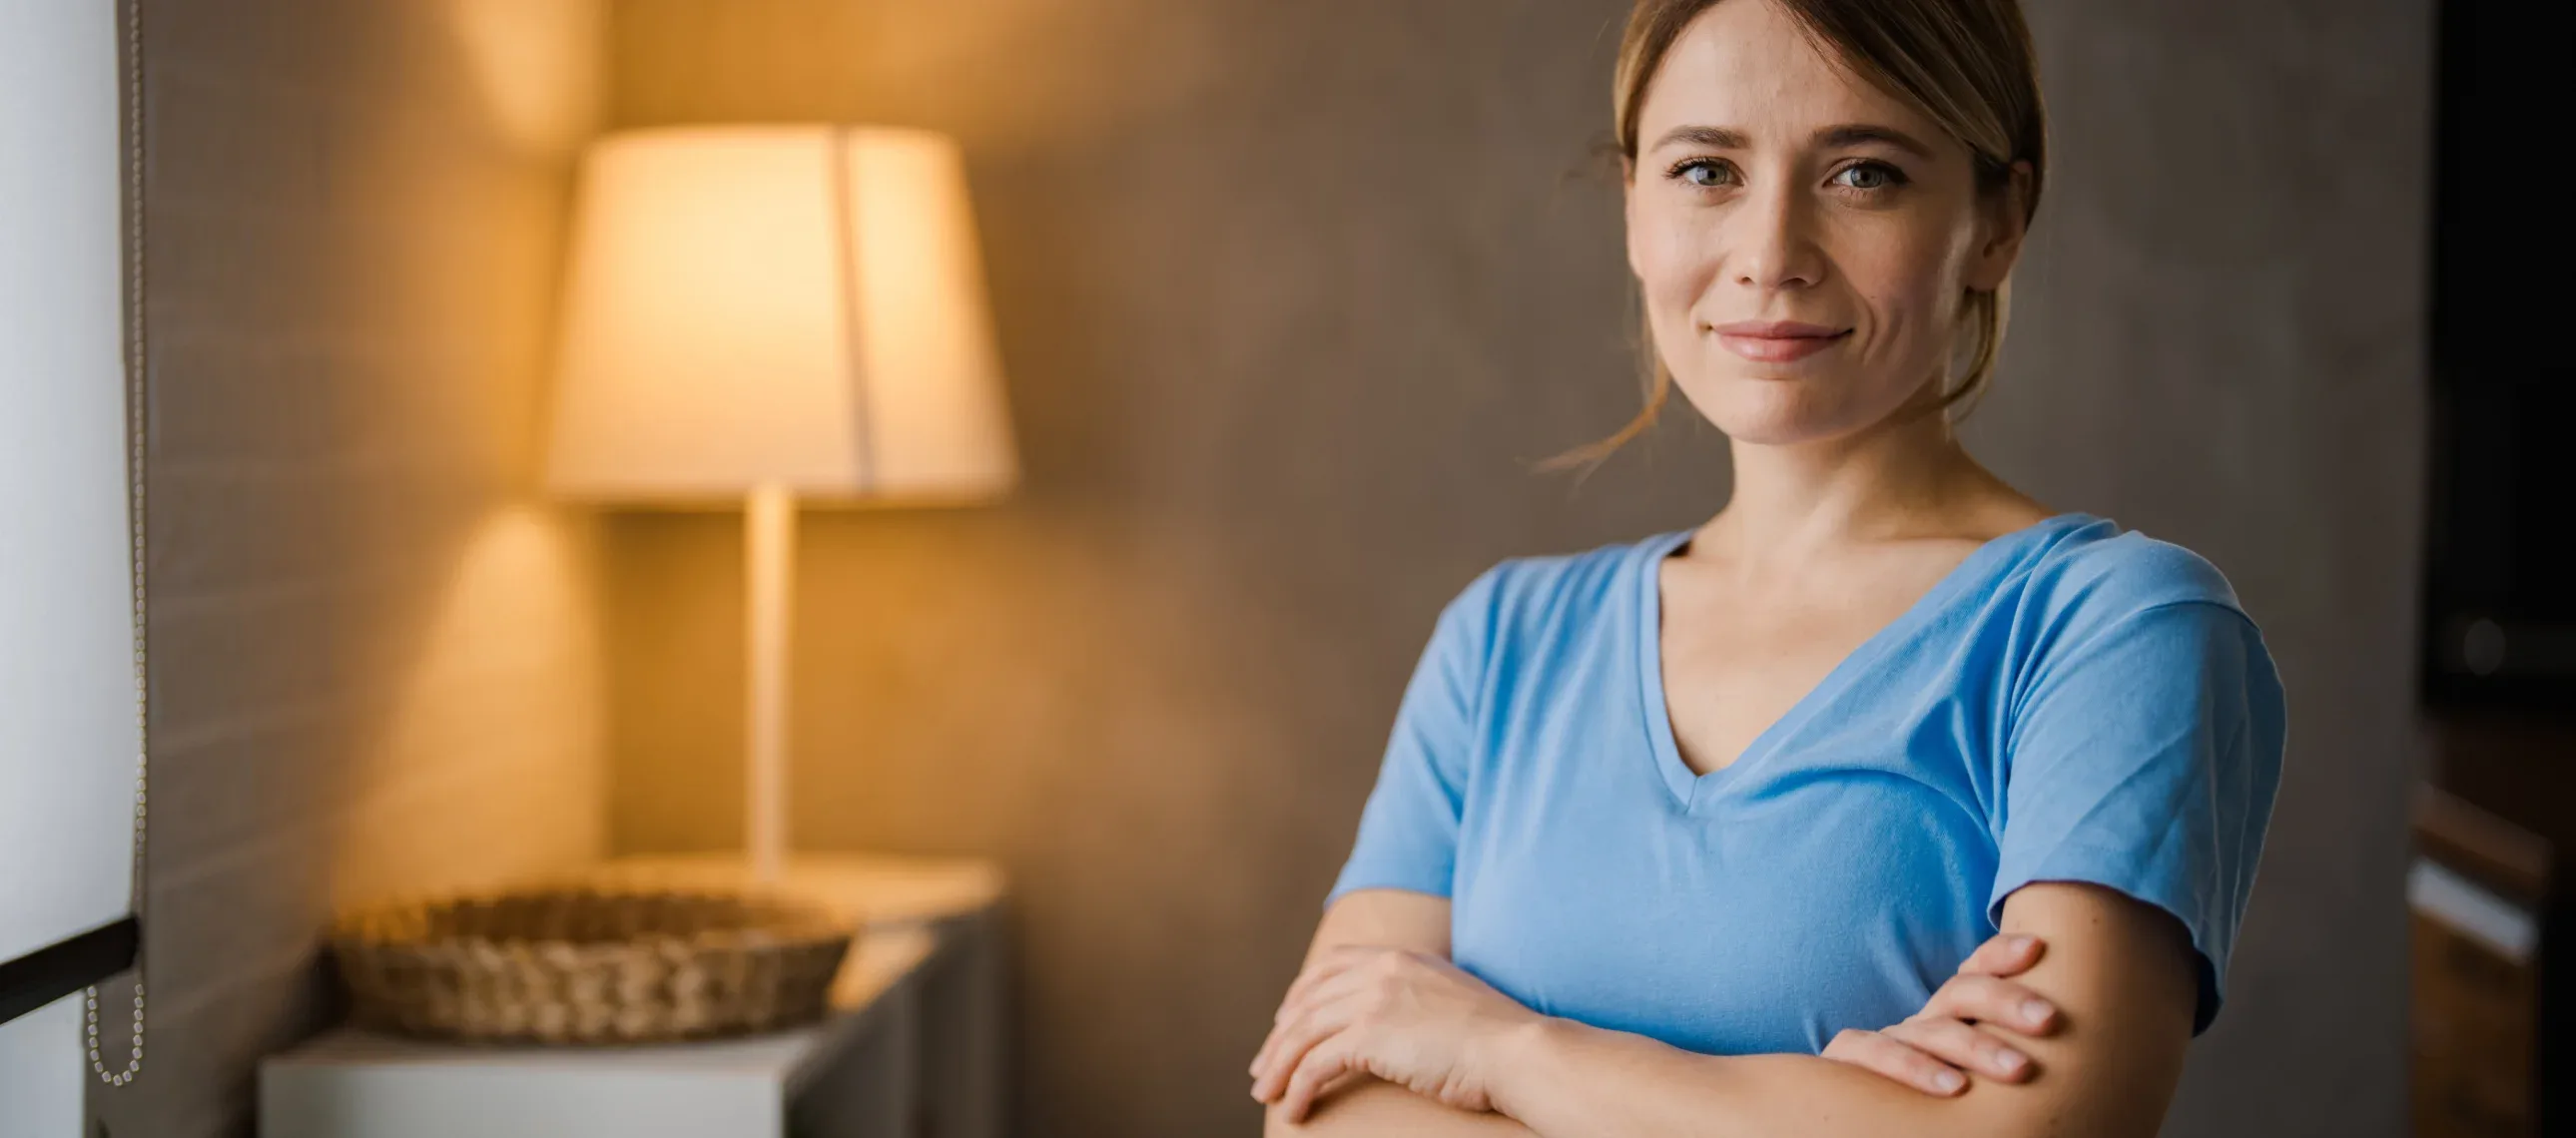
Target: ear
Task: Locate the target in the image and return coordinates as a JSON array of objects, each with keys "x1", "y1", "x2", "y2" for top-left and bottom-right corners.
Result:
[{"x1": 1965, "y1": 160, "x2": 2034, "y2": 292}]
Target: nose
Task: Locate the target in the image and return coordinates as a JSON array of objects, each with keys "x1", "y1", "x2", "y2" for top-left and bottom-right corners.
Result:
[{"x1": 1729, "y1": 179, "x2": 1823, "y2": 293}]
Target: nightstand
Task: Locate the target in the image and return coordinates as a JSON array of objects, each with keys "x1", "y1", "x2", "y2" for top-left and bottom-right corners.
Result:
[{"x1": 259, "y1": 854, "x2": 1006, "y2": 1138}]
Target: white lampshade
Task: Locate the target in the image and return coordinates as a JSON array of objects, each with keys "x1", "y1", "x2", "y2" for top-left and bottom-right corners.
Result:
[{"x1": 546, "y1": 125, "x2": 1017, "y2": 504}]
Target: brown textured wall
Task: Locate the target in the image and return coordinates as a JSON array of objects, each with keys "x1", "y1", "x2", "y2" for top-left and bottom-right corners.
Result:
[
  {"x1": 602, "y1": 1, "x2": 2425, "y2": 1136},
  {"x1": 601, "y1": 5, "x2": 1708, "y2": 1136},
  {"x1": 107, "y1": 2, "x2": 611, "y2": 1134}
]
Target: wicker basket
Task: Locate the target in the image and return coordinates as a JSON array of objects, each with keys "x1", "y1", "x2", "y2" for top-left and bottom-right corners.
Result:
[{"x1": 329, "y1": 886, "x2": 855, "y2": 1045}]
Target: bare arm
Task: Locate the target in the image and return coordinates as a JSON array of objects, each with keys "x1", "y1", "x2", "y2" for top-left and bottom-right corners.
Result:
[
  {"x1": 1261, "y1": 890, "x2": 1538, "y2": 1138},
  {"x1": 1482, "y1": 882, "x2": 2199, "y2": 1138},
  {"x1": 1273, "y1": 1082, "x2": 1533, "y2": 1137},
  {"x1": 1260, "y1": 887, "x2": 2103, "y2": 1137}
]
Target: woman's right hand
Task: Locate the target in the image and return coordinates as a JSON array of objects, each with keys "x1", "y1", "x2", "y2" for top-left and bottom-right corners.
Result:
[{"x1": 1821, "y1": 932, "x2": 2060, "y2": 1096}]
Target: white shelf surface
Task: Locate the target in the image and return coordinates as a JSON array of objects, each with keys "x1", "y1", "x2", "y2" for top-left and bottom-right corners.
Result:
[
  {"x1": 261, "y1": 928, "x2": 934, "y2": 1138},
  {"x1": 260, "y1": 854, "x2": 1007, "y2": 1138}
]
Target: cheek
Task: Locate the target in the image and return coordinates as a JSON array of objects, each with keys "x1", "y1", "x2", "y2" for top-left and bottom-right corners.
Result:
[
  {"x1": 1840, "y1": 220, "x2": 1976, "y2": 350},
  {"x1": 1628, "y1": 199, "x2": 1718, "y2": 316}
]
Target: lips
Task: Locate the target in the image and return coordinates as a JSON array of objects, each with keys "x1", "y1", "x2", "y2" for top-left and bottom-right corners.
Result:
[{"x1": 1709, "y1": 319, "x2": 1851, "y2": 364}]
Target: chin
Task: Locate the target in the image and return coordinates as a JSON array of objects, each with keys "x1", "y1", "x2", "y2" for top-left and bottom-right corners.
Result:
[{"x1": 1674, "y1": 369, "x2": 1872, "y2": 446}]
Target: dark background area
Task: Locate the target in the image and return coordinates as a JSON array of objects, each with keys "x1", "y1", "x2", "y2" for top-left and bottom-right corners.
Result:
[
  {"x1": 2418, "y1": 2, "x2": 2576, "y2": 1131},
  {"x1": 2420, "y1": 0, "x2": 2576, "y2": 710}
]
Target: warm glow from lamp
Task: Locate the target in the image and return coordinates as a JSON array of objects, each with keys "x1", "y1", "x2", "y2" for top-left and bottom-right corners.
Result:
[
  {"x1": 546, "y1": 125, "x2": 1017, "y2": 881},
  {"x1": 548, "y1": 125, "x2": 1017, "y2": 503}
]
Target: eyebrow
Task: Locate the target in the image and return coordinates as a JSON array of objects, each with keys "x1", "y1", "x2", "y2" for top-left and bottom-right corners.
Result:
[
  {"x1": 1816, "y1": 124, "x2": 1936, "y2": 159},
  {"x1": 1646, "y1": 123, "x2": 1937, "y2": 160},
  {"x1": 1648, "y1": 125, "x2": 1748, "y2": 152}
]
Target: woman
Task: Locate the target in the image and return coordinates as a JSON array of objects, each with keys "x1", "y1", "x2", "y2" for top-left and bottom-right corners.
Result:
[{"x1": 1245, "y1": 0, "x2": 2285, "y2": 1134}]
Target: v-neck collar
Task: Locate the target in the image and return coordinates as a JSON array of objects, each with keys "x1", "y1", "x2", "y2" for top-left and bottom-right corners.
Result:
[{"x1": 1632, "y1": 513, "x2": 2094, "y2": 812}]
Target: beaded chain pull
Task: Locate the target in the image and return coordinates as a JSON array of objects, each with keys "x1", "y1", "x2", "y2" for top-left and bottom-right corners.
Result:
[{"x1": 88, "y1": 0, "x2": 149, "y2": 1089}]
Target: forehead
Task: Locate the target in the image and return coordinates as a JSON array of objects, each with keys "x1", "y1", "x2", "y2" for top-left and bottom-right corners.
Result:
[{"x1": 1636, "y1": 0, "x2": 1936, "y2": 145}]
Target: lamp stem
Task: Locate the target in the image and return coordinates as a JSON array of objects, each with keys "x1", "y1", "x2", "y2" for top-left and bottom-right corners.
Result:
[{"x1": 746, "y1": 482, "x2": 796, "y2": 884}]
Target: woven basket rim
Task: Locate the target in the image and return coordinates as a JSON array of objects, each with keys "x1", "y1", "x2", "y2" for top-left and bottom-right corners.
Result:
[
  {"x1": 328, "y1": 884, "x2": 850, "y2": 949},
  {"x1": 328, "y1": 883, "x2": 858, "y2": 1045}
]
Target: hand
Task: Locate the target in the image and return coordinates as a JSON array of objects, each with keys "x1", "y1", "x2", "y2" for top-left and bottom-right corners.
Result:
[
  {"x1": 1249, "y1": 945, "x2": 1546, "y2": 1123},
  {"x1": 1822, "y1": 932, "x2": 2061, "y2": 1095}
]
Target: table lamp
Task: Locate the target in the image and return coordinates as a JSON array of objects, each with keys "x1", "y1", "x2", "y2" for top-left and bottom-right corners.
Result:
[{"x1": 546, "y1": 125, "x2": 1017, "y2": 884}]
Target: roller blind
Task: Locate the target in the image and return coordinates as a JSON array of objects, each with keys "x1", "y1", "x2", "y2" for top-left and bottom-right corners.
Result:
[{"x1": 0, "y1": 0, "x2": 140, "y2": 1026}]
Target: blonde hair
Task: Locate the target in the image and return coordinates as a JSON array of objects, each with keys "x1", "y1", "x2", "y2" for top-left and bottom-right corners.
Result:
[{"x1": 1550, "y1": 0, "x2": 2047, "y2": 470}]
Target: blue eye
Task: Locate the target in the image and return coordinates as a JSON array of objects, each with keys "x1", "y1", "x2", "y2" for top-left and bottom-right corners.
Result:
[
  {"x1": 1831, "y1": 162, "x2": 1906, "y2": 192},
  {"x1": 1667, "y1": 159, "x2": 1733, "y2": 189}
]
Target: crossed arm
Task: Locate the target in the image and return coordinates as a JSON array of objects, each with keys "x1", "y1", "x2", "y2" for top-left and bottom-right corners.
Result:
[{"x1": 1255, "y1": 882, "x2": 2200, "y2": 1138}]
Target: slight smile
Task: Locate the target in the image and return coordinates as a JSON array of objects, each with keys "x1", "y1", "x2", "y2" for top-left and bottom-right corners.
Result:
[{"x1": 1711, "y1": 320, "x2": 1853, "y2": 363}]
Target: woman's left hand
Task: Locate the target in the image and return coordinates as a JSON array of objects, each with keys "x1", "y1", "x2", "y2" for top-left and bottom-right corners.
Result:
[{"x1": 1249, "y1": 944, "x2": 1548, "y2": 1123}]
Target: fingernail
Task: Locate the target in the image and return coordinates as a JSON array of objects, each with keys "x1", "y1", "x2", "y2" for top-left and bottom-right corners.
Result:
[
  {"x1": 1933, "y1": 1070, "x2": 1965, "y2": 1093},
  {"x1": 2022, "y1": 999, "x2": 2052, "y2": 1023},
  {"x1": 1994, "y1": 1049, "x2": 2026, "y2": 1072},
  {"x1": 2010, "y1": 935, "x2": 2037, "y2": 951}
]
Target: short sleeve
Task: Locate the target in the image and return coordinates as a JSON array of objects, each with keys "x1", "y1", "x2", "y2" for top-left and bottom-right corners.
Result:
[
  {"x1": 1325, "y1": 568, "x2": 1500, "y2": 908},
  {"x1": 1988, "y1": 599, "x2": 2286, "y2": 1035}
]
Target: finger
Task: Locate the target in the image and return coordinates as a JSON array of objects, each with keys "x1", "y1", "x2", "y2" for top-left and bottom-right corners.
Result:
[
  {"x1": 1253, "y1": 987, "x2": 1325, "y2": 1080},
  {"x1": 1253, "y1": 1013, "x2": 1321, "y2": 1103},
  {"x1": 1276, "y1": 948, "x2": 1380, "y2": 1022},
  {"x1": 1884, "y1": 1016, "x2": 2033, "y2": 1083},
  {"x1": 1252, "y1": 996, "x2": 1362, "y2": 1104},
  {"x1": 1279, "y1": 1035, "x2": 1358, "y2": 1124},
  {"x1": 1922, "y1": 975, "x2": 2058, "y2": 1036},
  {"x1": 1251, "y1": 1015, "x2": 1298, "y2": 1082},
  {"x1": 1257, "y1": 957, "x2": 1379, "y2": 1078},
  {"x1": 1288, "y1": 954, "x2": 1391, "y2": 1020},
  {"x1": 1253, "y1": 1005, "x2": 1327, "y2": 1102},
  {"x1": 1957, "y1": 933, "x2": 2044, "y2": 977},
  {"x1": 1822, "y1": 1028, "x2": 1966, "y2": 1096},
  {"x1": 1311, "y1": 1064, "x2": 1371, "y2": 1108},
  {"x1": 1269, "y1": 961, "x2": 1383, "y2": 1063}
]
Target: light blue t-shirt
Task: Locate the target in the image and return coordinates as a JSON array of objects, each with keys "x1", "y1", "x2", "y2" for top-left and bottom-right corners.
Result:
[{"x1": 1329, "y1": 512, "x2": 2285, "y2": 1055}]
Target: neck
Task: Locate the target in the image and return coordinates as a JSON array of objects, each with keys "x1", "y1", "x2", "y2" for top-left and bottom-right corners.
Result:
[{"x1": 1699, "y1": 393, "x2": 1998, "y2": 566}]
